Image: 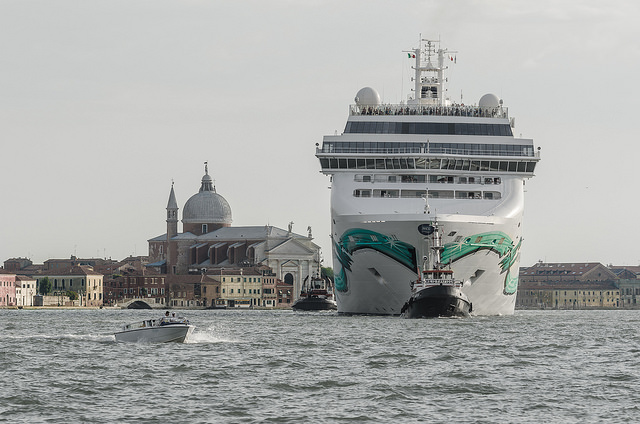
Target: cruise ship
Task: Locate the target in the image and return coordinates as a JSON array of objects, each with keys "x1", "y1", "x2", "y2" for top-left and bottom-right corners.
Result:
[{"x1": 316, "y1": 39, "x2": 539, "y2": 315}]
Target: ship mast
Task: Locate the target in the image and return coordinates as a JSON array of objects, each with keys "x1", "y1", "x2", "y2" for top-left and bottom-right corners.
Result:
[
  {"x1": 408, "y1": 37, "x2": 455, "y2": 107},
  {"x1": 423, "y1": 220, "x2": 444, "y2": 272}
]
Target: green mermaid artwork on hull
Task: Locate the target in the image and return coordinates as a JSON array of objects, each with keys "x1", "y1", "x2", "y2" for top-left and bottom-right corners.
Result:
[
  {"x1": 441, "y1": 231, "x2": 522, "y2": 295},
  {"x1": 333, "y1": 228, "x2": 417, "y2": 292},
  {"x1": 333, "y1": 227, "x2": 521, "y2": 295}
]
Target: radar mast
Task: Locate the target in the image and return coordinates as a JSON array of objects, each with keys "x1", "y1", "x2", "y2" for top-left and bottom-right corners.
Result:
[{"x1": 407, "y1": 37, "x2": 456, "y2": 107}]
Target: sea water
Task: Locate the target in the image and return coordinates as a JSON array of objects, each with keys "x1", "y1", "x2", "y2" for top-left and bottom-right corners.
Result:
[{"x1": 2, "y1": 308, "x2": 640, "y2": 423}]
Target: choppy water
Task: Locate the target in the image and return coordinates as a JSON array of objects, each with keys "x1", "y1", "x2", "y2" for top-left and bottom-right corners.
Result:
[{"x1": 2, "y1": 308, "x2": 640, "y2": 423}]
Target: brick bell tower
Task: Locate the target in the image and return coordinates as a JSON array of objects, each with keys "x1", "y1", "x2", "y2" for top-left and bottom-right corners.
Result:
[{"x1": 166, "y1": 181, "x2": 179, "y2": 273}]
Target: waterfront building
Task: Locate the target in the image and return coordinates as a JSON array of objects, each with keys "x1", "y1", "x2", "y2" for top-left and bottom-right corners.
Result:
[
  {"x1": 261, "y1": 272, "x2": 294, "y2": 308},
  {"x1": 33, "y1": 265, "x2": 104, "y2": 307},
  {"x1": 43, "y1": 256, "x2": 116, "y2": 273},
  {"x1": 517, "y1": 262, "x2": 620, "y2": 309},
  {"x1": 0, "y1": 269, "x2": 16, "y2": 306},
  {"x1": 105, "y1": 274, "x2": 167, "y2": 307},
  {"x1": 215, "y1": 272, "x2": 263, "y2": 308},
  {"x1": 612, "y1": 279, "x2": 640, "y2": 308},
  {"x1": 147, "y1": 163, "x2": 322, "y2": 300},
  {"x1": 15, "y1": 275, "x2": 36, "y2": 307},
  {"x1": 609, "y1": 266, "x2": 640, "y2": 307},
  {"x1": 518, "y1": 281, "x2": 620, "y2": 309},
  {"x1": 3, "y1": 258, "x2": 32, "y2": 273}
]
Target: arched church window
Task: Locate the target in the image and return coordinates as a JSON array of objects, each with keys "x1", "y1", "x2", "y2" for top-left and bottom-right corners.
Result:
[{"x1": 284, "y1": 273, "x2": 294, "y2": 285}]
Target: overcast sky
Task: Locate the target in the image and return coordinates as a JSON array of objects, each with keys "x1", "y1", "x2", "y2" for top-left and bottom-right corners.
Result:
[{"x1": 1, "y1": 0, "x2": 639, "y2": 268}]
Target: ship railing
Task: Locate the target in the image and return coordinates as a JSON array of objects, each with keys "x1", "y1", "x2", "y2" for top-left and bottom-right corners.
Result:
[
  {"x1": 319, "y1": 146, "x2": 536, "y2": 157},
  {"x1": 413, "y1": 278, "x2": 462, "y2": 289},
  {"x1": 350, "y1": 104, "x2": 508, "y2": 119}
]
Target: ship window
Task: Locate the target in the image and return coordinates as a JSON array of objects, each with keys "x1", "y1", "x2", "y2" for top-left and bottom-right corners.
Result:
[
  {"x1": 508, "y1": 162, "x2": 517, "y2": 172},
  {"x1": 374, "y1": 189, "x2": 399, "y2": 198},
  {"x1": 526, "y1": 162, "x2": 536, "y2": 172},
  {"x1": 470, "y1": 161, "x2": 480, "y2": 172},
  {"x1": 348, "y1": 158, "x2": 356, "y2": 168},
  {"x1": 484, "y1": 192, "x2": 494, "y2": 199},
  {"x1": 517, "y1": 162, "x2": 527, "y2": 172},
  {"x1": 401, "y1": 190, "x2": 427, "y2": 198},
  {"x1": 362, "y1": 175, "x2": 371, "y2": 182},
  {"x1": 388, "y1": 175, "x2": 397, "y2": 182},
  {"x1": 428, "y1": 190, "x2": 454, "y2": 199},
  {"x1": 415, "y1": 158, "x2": 427, "y2": 169}
]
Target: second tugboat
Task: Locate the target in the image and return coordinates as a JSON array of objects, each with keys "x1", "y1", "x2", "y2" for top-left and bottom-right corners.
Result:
[
  {"x1": 401, "y1": 219, "x2": 472, "y2": 318},
  {"x1": 292, "y1": 273, "x2": 338, "y2": 311}
]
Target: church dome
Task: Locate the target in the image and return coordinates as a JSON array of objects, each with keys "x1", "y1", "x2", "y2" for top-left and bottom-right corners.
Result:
[{"x1": 182, "y1": 164, "x2": 232, "y2": 225}]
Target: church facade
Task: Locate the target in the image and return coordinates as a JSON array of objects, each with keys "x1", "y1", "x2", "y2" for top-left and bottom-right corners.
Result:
[{"x1": 148, "y1": 164, "x2": 322, "y2": 298}]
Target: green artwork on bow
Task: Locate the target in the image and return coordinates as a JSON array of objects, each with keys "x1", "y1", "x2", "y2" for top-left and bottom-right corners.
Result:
[
  {"x1": 333, "y1": 228, "x2": 417, "y2": 292},
  {"x1": 441, "y1": 231, "x2": 522, "y2": 295}
]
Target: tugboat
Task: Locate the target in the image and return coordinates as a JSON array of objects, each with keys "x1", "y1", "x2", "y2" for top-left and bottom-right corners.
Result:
[
  {"x1": 401, "y1": 219, "x2": 472, "y2": 318},
  {"x1": 292, "y1": 273, "x2": 338, "y2": 311}
]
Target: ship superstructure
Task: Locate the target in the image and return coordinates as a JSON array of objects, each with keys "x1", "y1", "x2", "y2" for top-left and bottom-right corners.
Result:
[{"x1": 316, "y1": 38, "x2": 539, "y2": 315}]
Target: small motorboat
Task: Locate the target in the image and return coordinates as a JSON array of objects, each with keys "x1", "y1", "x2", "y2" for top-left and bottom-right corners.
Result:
[
  {"x1": 401, "y1": 219, "x2": 472, "y2": 318},
  {"x1": 114, "y1": 314, "x2": 195, "y2": 343},
  {"x1": 292, "y1": 273, "x2": 337, "y2": 311}
]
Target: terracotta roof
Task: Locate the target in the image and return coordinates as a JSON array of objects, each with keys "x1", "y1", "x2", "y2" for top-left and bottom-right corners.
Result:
[{"x1": 33, "y1": 265, "x2": 103, "y2": 277}]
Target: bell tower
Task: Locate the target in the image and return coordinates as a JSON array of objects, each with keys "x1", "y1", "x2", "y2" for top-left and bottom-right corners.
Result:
[
  {"x1": 166, "y1": 182, "x2": 179, "y2": 273},
  {"x1": 166, "y1": 181, "x2": 179, "y2": 239}
]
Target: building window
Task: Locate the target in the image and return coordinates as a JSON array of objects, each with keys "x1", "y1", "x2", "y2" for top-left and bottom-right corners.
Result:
[{"x1": 202, "y1": 224, "x2": 208, "y2": 234}]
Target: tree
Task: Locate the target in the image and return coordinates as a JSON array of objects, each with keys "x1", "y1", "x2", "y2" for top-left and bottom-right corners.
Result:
[
  {"x1": 321, "y1": 267, "x2": 334, "y2": 280},
  {"x1": 66, "y1": 291, "x2": 78, "y2": 301},
  {"x1": 38, "y1": 277, "x2": 52, "y2": 295}
]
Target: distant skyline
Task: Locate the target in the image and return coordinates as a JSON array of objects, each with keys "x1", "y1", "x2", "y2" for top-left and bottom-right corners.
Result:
[{"x1": 2, "y1": 1, "x2": 639, "y2": 267}]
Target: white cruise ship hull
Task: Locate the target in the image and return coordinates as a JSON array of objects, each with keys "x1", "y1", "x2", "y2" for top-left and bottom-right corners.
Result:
[{"x1": 332, "y1": 215, "x2": 522, "y2": 316}]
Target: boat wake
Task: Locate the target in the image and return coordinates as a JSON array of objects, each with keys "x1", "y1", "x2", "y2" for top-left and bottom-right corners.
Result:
[
  {"x1": 186, "y1": 325, "x2": 239, "y2": 344},
  {"x1": 7, "y1": 333, "x2": 116, "y2": 343}
]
